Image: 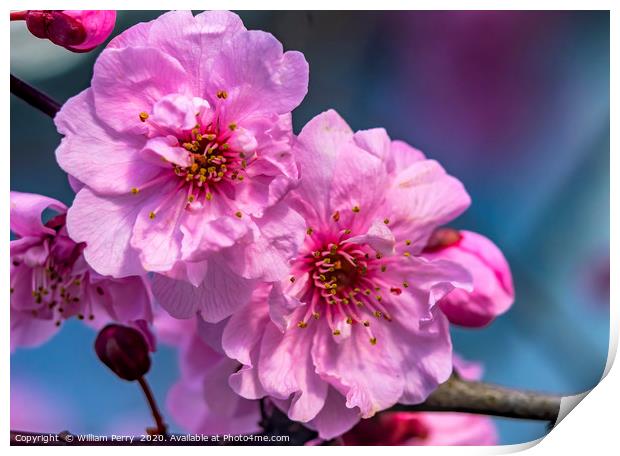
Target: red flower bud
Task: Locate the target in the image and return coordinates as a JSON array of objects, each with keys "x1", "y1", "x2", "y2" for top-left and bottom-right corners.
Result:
[
  {"x1": 21, "y1": 10, "x2": 116, "y2": 53},
  {"x1": 95, "y1": 324, "x2": 151, "y2": 381}
]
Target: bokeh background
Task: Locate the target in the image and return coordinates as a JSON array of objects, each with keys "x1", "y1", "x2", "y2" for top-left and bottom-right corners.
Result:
[{"x1": 10, "y1": 11, "x2": 610, "y2": 445}]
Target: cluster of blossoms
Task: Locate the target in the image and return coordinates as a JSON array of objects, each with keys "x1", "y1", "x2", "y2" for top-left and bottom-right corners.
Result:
[{"x1": 11, "y1": 10, "x2": 514, "y2": 444}]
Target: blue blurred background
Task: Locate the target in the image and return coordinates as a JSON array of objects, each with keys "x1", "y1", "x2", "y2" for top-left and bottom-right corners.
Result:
[{"x1": 10, "y1": 11, "x2": 609, "y2": 445}]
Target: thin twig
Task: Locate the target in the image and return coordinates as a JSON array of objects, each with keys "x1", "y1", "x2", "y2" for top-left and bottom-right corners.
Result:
[
  {"x1": 137, "y1": 377, "x2": 168, "y2": 437},
  {"x1": 10, "y1": 74, "x2": 61, "y2": 118}
]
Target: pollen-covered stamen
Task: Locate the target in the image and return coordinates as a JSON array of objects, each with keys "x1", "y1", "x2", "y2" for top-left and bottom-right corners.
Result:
[
  {"x1": 294, "y1": 227, "x2": 412, "y2": 345},
  {"x1": 134, "y1": 95, "x2": 257, "y2": 209},
  {"x1": 171, "y1": 113, "x2": 255, "y2": 206},
  {"x1": 26, "y1": 255, "x2": 92, "y2": 326}
]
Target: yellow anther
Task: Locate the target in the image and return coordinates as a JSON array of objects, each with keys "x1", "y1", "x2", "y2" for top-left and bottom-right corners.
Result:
[
  {"x1": 206, "y1": 192, "x2": 213, "y2": 201},
  {"x1": 363, "y1": 320, "x2": 370, "y2": 327},
  {"x1": 376, "y1": 295, "x2": 382, "y2": 302},
  {"x1": 403, "y1": 281, "x2": 409, "y2": 288},
  {"x1": 139, "y1": 112, "x2": 149, "y2": 122},
  {"x1": 229, "y1": 123, "x2": 237, "y2": 131},
  {"x1": 374, "y1": 311, "x2": 382, "y2": 318},
  {"x1": 313, "y1": 251, "x2": 321, "y2": 258},
  {"x1": 376, "y1": 252, "x2": 383, "y2": 259},
  {"x1": 369, "y1": 337, "x2": 377, "y2": 345},
  {"x1": 188, "y1": 195, "x2": 195, "y2": 203},
  {"x1": 297, "y1": 321, "x2": 308, "y2": 329},
  {"x1": 381, "y1": 265, "x2": 387, "y2": 272},
  {"x1": 405, "y1": 239, "x2": 412, "y2": 246},
  {"x1": 352, "y1": 205, "x2": 360, "y2": 213},
  {"x1": 206, "y1": 134, "x2": 216, "y2": 141},
  {"x1": 217, "y1": 90, "x2": 228, "y2": 99},
  {"x1": 235, "y1": 211, "x2": 243, "y2": 218},
  {"x1": 222, "y1": 143, "x2": 230, "y2": 150},
  {"x1": 196, "y1": 133, "x2": 203, "y2": 141},
  {"x1": 404, "y1": 251, "x2": 411, "y2": 257},
  {"x1": 149, "y1": 211, "x2": 156, "y2": 220},
  {"x1": 364, "y1": 290, "x2": 371, "y2": 296},
  {"x1": 241, "y1": 159, "x2": 247, "y2": 169},
  {"x1": 346, "y1": 317, "x2": 353, "y2": 324},
  {"x1": 307, "y1": 227, "x2": 314, "y2": 235},
  {"x1": 237, "y1": 175, "x2": 245, "y2": 181},
  {"x1": 341, "y1": 298, "x2": 349, "y2": 305},
  {"x1": 199, "y1": 175, "x2": 207, "y2": 183},
  {"x1": 312, "y1": 312, "x2": 321, "y2": 319},
  {"x1": 344, "y1": 229, "x2": 352, "y2": 235},
  {"x1": 190, "y1": 163, "x2": 199, "y2": 173},
  {"x1": 183, "y1": 142, "x2": 194, "y2": 151},
  {"x1": 383, "y1": 218, "x2": 390, "y2": 225},
  {"x1": 131, "y1": 187, "x2": 139, "y2": 195},
  {"x1": 333, "y1": 329, "x2": 341, "y2": 336},
  {"x1": 332, "y1": 211, "x2": 340, "y2": 222},
  {"x1": 329, "y1": 289, "x2": 337, "y2": 295}
]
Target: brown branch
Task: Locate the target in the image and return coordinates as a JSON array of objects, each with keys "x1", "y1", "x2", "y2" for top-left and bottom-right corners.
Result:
[
  {"x1": 389, "y1": 375, "x2": 561, "y2": 421},
  {"x1": 10, "y1": 376, "x2": 562, "y2": 446},
  {"x1": 10, "y1": 74, "x2": 61, "y2": 118}
]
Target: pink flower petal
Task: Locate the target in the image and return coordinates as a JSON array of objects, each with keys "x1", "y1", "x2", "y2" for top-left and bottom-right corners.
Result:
[
  {"x1": 306, "y1": 387, "x2": 361, "y2": 440},
  {"x1": 66, "y1": 188, "x2": 145, "y2": 277},
  {"x1": 386, "y1": 159, "x2": 471, "y2": 253},
  {"x1": 55, "y1": 89, "x2": 161, "y2": 195},
  {"x1": 10, "y1": 191, "x2": 66, "y2": 238},
  {"x1": 311, "y1": 323, "x2": 405, "y2": 418},
  {"x1": 153, "y1": 255, "x2": 256, "y2": 322},
  {"x1": 92, "y1": 46, "x2": 191, "y2": 133},
  {"x1": 210, "y1": 30, "x2": 309, "y2": 118},
  {"x1": 259, "y1": 322, "x2": 328, "y2": 422}
]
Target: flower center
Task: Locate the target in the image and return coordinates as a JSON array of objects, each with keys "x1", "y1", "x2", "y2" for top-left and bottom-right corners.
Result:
[
  {"x1": 290, "y1": 209, "x2": 412, "y2": 345},
  {"x1": 171, "y1": 118, "x2": 250, "y2": 205},
  {"x1": 10, "y1": 218, "x2": 97, "y2": 326},
  {"x1": 134, "y1": 91, "x2": 255, "y2": 215}
]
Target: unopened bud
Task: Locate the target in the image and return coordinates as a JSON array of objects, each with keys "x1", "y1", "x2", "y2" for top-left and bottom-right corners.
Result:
[
  {"x1": 22, "y1": 10, "x2": 116, "y2": 53},
  {"x1": 95, "y1": 324, "x2": 151, "y2": 381}
]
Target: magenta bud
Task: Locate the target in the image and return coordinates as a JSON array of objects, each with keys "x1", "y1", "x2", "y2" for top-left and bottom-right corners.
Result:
[
  {"x1": 423, "y1": 229, "x2": 515, "y2": 327},
  {"x1": 95, "y1": 324, "x2": 151, "y2": 381},
  {"x1": 23, "y1": 10, "x2": 116, "y2": 53}
]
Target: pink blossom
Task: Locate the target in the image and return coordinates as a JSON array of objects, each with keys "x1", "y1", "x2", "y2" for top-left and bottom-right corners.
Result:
[
  {"x1": 10, "y1": 191, "x2": 152, "y2": 350},
  {"x1": 162, "y1": 316, "x2": 261, "y2": 435},
  {"x1": 22, "y1": 10, "x2": 116, "y2": 52},
  {"x1": 423, "y1": 229, "x2": 514, "y2": 327},
  {"x1": 55, "y1": 10, "x2": 308, "y2": 323},
  {"x1": 214, "y1": 110, "x2": 473, "y2": 439}
]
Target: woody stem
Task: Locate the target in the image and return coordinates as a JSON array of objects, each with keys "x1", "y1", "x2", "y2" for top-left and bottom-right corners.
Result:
[{"x1": 10, "y1": 74, "x2": 61, "y2": 118}]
